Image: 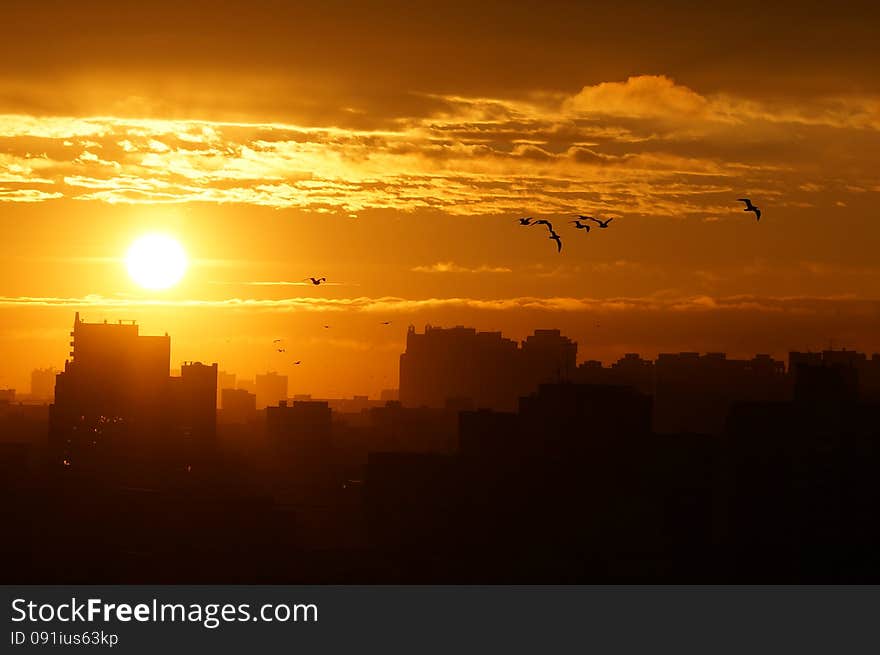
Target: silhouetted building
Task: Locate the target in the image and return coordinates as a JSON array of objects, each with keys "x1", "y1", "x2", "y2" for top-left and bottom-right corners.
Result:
[
  {"x1": 0, "y1": 389, "x2": 14, "y2": 405},
  {"x1": 170, "y1": 361, "x2": 218, "y2": 448},
  {"x1": 267, "y1": 400, "x2": 336, "y2": 486},
  {"x1": 380, "y1": 388, "x2": 399, "y2": 401},
  {"x1": 220, "y1": 388, "x2": 257, "y2": 424},
  {"x1": 654, "y1": 352, "x2": 787, "y2": 435},
  {"x1": 30, "y1": 367, "x2": 56, "y2": 401},
  {"x1": 519, "y1": 382, "x2": 653, "y2": 451},
  {"x1": 218, "y1": 370, "x2": 236, "y2": 405},
  {"x1": 572, "y1": 353, "x2": 656, "y2": 394},
  {"x1": 790, "y1": 349, "x2": 880, "y2": 403},
  {"x1": 399, "y1": 325, "x2": 578, "y2": 411},
  {"x1": 48, "y1": 313, "x2": 217, "y2": 472},
  {"x1": 255, "y1": 371, "x2": 288, "y2": 409},
  {"x1": 400, "y1": 325, "x2": 521, "y2": 410},
  {"x1": 520, "y1": 329, "x2": 577, "y2": 385}
]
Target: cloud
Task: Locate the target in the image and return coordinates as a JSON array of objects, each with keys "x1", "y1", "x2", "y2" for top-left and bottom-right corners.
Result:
[
  {"x1": 0, "y1": 293, "x2": 873, "y2": 316},
  {"x1": 211, "y1": 280, "x2": 346, "y2": 286},
  {"x1": 0, "y1": 78, "x2": 876, "y2": 216},
  {"x1": 565, "y1": 76, "x2": 718, "y2": 122},
  {"x1": 411, "y1": 261, "x2": 513, "y2": 274}
]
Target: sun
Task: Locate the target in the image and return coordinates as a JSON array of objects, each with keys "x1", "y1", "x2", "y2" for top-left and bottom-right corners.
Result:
[{"x1": 125, "y1": 234, "x2": 188, "y2": 290}]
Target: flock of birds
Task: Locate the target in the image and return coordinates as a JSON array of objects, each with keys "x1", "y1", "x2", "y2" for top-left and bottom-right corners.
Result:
[
  {"x1": 519, "y1": 198, "x2": 762, "y2": 253},
  {"x1": 270, "y1": 318, "x2": 393, "y2": 368},
  {"x1": 258, "y1": 198, "x2": 763, "y2": 366}
]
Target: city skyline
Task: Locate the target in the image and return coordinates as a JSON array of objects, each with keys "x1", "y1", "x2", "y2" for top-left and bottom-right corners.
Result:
[{"x1": 4, "y1": 309, "x2": 880, "y2": 583}]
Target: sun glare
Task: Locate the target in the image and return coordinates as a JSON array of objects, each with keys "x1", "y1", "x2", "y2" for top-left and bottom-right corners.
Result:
[{"x1": 125, "y1": 234, "x2": 188, "y2": 290}]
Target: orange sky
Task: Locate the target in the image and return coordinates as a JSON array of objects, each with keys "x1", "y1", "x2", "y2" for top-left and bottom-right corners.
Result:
[{"x1": 2, "y1": 1, "x2": 879, "y2": 397}]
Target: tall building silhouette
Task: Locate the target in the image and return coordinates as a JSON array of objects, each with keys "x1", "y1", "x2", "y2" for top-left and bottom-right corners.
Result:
[
  {"x1": 30, "y1": 367, "x2": 56, "y2": 400},
  {"x1": 399, "y1": 325, "x2": 578, "y2": 411},
  {"x1": 220, "y1": 388, "x2": 257, "y2": 424},
  {"x1": 49, "y1": 313, "x2": 217, "y2": 470},
  {"x1": 255, "y1": 371, "x2": 288, "y2": 409}
]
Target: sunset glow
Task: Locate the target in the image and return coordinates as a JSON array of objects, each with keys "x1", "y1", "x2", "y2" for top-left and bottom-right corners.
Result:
[{"x1": 125, "y1": 234, "x2": 188, "y2": 290}]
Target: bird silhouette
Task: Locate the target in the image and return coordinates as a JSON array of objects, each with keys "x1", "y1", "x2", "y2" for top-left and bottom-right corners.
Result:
[
  {"x1": 517, "y1": 217, "x2": 534, "y2": 225},
  {"x1": 531, "y1": 219, "x2": 563, "y2": 253},
  {"x1": 586, "y1": 216, "x2": 613, "y2": 228},
  {"x1": 737, "y1": 198, "x2": 761, "y2": 221},
  {"x1": 304, "y1": 277, "x2": 327, "y2": 285},
  {"x1": 272, "y1": 339, "x2": 282, "y2": 343},
  {"x1": 381, "y1": 321, "x2": 392, "y2": 325},
  {"x1": 292, "y1": 360, "x2": 302, "y2": 365},
  {"x1": 323, "y1": 325, "x2": 331, "y2": 329},
  {"x1": 276, "y1": 348, "x2": 285, "y2": 353},
  {"x1": 570, "y1": 220, "x2": 591, "y2": 231}
]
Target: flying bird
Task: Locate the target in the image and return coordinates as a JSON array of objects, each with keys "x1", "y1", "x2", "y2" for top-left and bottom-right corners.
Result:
[
  {"x1": 292, "y1": 361, "x2": 302, "y2": 365},
  {"x1": 517, "y1": 217, "x2": 534, "y2": 225},
  {"x1": 272, "y1": 339, "x2": 282, "y2": 343},
  {"x1": 276, "y1": 348, "x2": 285, "y2": 353},
  {"x1": 323, "y1": 325, "x2": 331, "y2": 329},
  {"x1": 381, "y1": 321, "x2": 392, "y2": 325},
  {"x1": 737, "y1": 198, "x2": 761, "y2": 221},
  {"x1": 570, "y1": 220, "x2": 591, "y2": 231},
  {"x1": 531, "y1": 219, "x2": 563, "y2": 253},
  {"x1": 586, "y1": 216, "x2": 614, "y2": 228},
  {"x1": 304, "y1": 277, "x2": 327, "y2": 285}
]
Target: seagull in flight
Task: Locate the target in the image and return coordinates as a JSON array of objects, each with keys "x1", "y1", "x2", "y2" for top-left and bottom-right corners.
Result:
[
  {"x1": 517, "y1": 217, "x2": 534, "y2": 225},
  {"x1": 586, "y1": 216, "x2": 614, "y2": 228},
  {"x1": 570, "y1": 220, "x2": 591, "y2": 231},
  {"x1": 532, "y1": 219, "x2": 563, "y2": 253},
  {"x1": 304, "y1": 277, "x2": 327, "y2": 285},
  {"x1": 737, "y1": 198, "x2": 761, "y2": 221}
]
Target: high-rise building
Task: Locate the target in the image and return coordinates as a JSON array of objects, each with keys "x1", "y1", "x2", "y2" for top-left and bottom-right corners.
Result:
[
  {"x1": 30, "y1": 367, "x2": 57, "y2": 400},
  {"x1": 49, "y1": 313, "x2": 217, "y2": 469},
  {"x1": 217, "y1": 370, "x2": 236, "y2": 405},
  {"x1": 399, "y1": 325, "x2": 575, "y2": 411},
  {"x1": 255, "y1": 371, "x2": 288, "y2": 409},
  {"x1": 170, "y1": 362, "x2": 218, "y2": 444},
  {"x1": 220, "y1": 388, "x2": 257, "y2": 424},
  {"x1": 520, "y1": 329, "x2": 577, "y2": 386}
]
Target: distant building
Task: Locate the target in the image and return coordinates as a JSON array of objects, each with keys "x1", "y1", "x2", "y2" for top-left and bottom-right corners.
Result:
[
  {"x1": 220, "y1": 388, "x2": 257, "y2": 424},
  {"x1": 255, "y1": 371, "x2": 288, "y2": 409},
  {"x1": 217, "y1": 370, "x2": 236, "y2": 405},
  {"x1": 170, "y1": 362, "x2": 218, "y2": 445},
  {"x1": 654, "y1": 351, "x2": 787, "y2": 434},
  {"x1": 520, "y1": 329, "x2": 577, "y2": 386},
  {"x1": 30, "y1": 367, "x2": 56, "y2": 400},
  {"x1": 789, "y1": 349, "x2": 880, "y2": 402},
  {"x1": 266, "y1": 400, "x2": 335, "y2": 483},
  {"x1": 399, "y1": 325, "x2": 577, "y2": 411},
  {"x1": 0, "y1": 389, "x2": 14, "y2": 405},
  {"x1": 379, "y1": 388, "x2": 399, "y2": 402}
]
